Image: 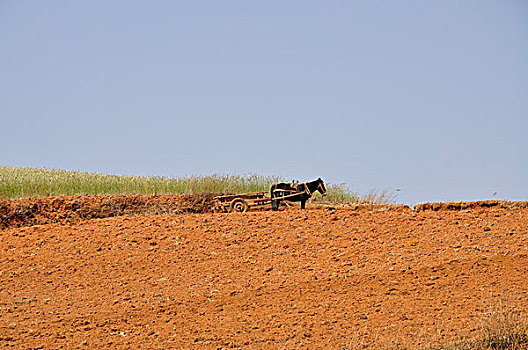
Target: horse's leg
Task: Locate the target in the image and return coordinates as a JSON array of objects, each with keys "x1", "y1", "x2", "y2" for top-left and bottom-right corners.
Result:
[
  {"x1": 301, "y1": 199, "x2": 306, "y2": 209},
  {"x1": 271, "y1": 189, "x2": 278, "y2": 211}
]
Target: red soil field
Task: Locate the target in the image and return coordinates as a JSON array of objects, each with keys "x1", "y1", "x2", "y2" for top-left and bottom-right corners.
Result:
[{"x1": 1, "y1": 196, "x2": 527, "y2": 349}]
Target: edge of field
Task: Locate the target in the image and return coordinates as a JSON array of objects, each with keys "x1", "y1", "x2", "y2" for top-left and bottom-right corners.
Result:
[
  {"x1": 2, "y1": 194, "x2": 528, "y2": 230},
  {"x1": 0, "y1": 194, "x2": 216, "y2": 229}
]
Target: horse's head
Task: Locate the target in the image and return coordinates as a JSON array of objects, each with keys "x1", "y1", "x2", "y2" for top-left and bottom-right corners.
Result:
[{"x1": 316, "y1": 178, "x2": 327, "y2": 196}]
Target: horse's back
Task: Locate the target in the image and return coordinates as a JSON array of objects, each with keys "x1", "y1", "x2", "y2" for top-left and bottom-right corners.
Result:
[{"x1": 273, "y1": 182, "x2": 294, "y2": 190}]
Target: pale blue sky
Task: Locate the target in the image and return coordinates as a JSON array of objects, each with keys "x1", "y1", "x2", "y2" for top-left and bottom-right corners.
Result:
[{"x1": 1, "y1": 1, "x2": 527, "y2": 204}]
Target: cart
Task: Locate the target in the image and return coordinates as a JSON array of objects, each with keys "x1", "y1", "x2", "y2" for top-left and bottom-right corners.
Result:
[
  {"x1": 213, "y1": 187, "x2": 310, "y2": 213},
  {"x1": 213, "y1": 192, "x2": 269, "y2": 212}
]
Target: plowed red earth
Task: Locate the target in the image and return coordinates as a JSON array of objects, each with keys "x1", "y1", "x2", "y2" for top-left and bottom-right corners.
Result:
[
  {"x1": 1, "y1": 198, "x2": 527, "y2": 349},
  {"x1": 0, "y1": 195, "x2": 216, "y2": 230}
]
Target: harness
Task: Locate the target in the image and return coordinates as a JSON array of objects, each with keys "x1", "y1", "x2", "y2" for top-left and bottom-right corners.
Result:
[
  {"x1": 304, "y1": 183, "x2": 312, "y2": 196},
  {"x1": 317, "y1": 181, "x2": 326, "y2": 195},
  {"x1": 304, "y1": 181, "x2": 326, "y2": 196}
]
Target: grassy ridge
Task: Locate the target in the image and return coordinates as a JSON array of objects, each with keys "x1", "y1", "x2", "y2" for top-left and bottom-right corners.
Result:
[{"x1": 0, "y1": 166, "x2": 358, "y2": 203}]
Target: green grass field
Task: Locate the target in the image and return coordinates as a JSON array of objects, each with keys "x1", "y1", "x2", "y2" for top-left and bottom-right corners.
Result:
[{"x1": 0, "y1": 166, "x2": 359, "y2": 203}]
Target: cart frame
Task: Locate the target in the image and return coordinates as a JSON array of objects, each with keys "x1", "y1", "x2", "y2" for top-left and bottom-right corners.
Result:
[{"x1": 213, "y1": 188, "x2": 309, "y2": 213}]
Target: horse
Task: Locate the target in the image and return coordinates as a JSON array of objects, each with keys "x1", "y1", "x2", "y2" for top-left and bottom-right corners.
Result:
[{"x1": 270, "y1": 178, "x2": 327, "y2": 211}]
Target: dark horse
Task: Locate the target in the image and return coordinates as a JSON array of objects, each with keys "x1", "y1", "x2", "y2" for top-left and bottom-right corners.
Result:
[{"x1": 270, "y1": 178, "x2": 327, "y2": 211}]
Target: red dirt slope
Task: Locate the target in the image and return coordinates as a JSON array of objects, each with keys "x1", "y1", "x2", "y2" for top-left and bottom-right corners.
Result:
[
  {"x1": 0, "y1": 194, "x2": 216, "y2": 229},
  {"x1": 1, "y1": 203, "x2": 527, "y2": 349}
]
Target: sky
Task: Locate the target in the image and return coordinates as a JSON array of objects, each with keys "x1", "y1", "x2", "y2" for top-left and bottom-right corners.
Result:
[{"x1": 1, "y1": 1, "x2": 527, "y2": 205}]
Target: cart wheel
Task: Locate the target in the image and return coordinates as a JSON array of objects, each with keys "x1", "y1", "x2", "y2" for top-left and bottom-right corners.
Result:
[{"x1": 230, "y1": 198, "x2": 249, "y2": 212}]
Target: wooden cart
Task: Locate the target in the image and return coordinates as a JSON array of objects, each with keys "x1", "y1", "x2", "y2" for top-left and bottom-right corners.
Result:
[
  {"x1": 213, "y1": 192, "x2": 269, "y2": 212},
  {"x1": 213, "y1": 188, "x2": 310, "y2": 213}
]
